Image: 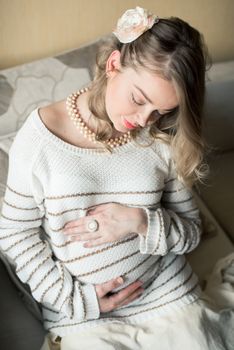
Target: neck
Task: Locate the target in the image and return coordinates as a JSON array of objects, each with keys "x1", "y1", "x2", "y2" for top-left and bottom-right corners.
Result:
[
  {"x1": 77, "y1": 89, "x2": 124, "y2": 139},
  {"x1": 66, "y1": 88, "x2": 132, "y2": 149}
]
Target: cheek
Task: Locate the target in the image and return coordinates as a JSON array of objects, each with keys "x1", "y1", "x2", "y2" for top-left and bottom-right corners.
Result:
[
  {"x1": 105, "y1": 80, "x2": 137, "y2": 118},
  {"x1": 105, "y1": 87, "x2": 114, "y2": 114},
  {"x1": 106, "y1": 90, "x2": 130, "y2": 116}
]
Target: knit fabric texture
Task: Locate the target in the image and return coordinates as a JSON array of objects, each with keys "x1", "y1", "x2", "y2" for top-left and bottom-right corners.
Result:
[{"x1": 0, "y1": 108, "x2": 202, "y2": 336}]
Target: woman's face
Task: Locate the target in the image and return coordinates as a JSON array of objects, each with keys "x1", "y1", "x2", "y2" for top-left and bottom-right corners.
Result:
[{"x1": 105, "y1": 51, "x2": 179, "y2": 134}]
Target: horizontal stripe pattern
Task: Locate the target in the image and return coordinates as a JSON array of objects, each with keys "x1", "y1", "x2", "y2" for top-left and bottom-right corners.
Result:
[{"x1": 0, "y1": 110, "x2": 202, "y2": 336}]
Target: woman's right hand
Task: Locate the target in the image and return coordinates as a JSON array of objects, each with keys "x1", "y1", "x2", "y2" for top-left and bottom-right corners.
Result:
[{"x1": 95, "y1": 277, "x2": 144, "y2": 313}]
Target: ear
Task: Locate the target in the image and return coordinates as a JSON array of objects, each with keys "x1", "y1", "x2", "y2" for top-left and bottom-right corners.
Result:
[{"x1": 105, "y1": 50, "x2": 121, "y2": 77}]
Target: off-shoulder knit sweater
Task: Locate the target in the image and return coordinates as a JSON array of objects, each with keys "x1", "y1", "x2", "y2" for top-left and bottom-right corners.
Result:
[{"x1": 0, "y1": 108, "x2": 202, "y2": 337}]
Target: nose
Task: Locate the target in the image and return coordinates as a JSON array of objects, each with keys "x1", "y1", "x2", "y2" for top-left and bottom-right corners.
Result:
[{"x1": 136, "y1": 112, "x2": 150, "y2": 128}]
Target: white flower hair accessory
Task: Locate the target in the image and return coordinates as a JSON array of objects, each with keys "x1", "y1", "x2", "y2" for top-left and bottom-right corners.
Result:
[{"x1": 113, "y1": 6, "x2": 159, "y2": 44}]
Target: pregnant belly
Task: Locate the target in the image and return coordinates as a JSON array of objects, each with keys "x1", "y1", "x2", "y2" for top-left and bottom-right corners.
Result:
[{"x1": 53, "y1": 234, "x2": 163, "y2": 289}]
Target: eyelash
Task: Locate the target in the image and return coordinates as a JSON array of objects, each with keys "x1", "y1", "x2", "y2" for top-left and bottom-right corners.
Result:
[
  {"x1": 131, "y1": 94, "x2": 163, "y2": 117},
  {"x1": 131, "y1": 94, "x2": 144, "y2": 106},
  {"x1": 132, "y1": 94, "x2": 176, "y2": 117}
]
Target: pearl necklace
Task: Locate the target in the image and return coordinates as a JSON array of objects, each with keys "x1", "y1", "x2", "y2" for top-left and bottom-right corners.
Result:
[{"x1": 66, "y1": 87, "x2": 132, "y2": 148}]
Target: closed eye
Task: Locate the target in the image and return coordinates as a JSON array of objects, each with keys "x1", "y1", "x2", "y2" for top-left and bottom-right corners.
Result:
[
  {"x1": 132, "y1": 93, "x2": 179, "y2": 118},
  {"x1": 131, "y1": 94, "x2": 144, "y2": 106}
]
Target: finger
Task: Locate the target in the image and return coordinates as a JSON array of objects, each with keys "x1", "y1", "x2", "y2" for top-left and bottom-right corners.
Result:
[
  {"x1": 64, "y1": 218, "x2": 90, "y2": 233},
  {"x1": 64, "y1": 221, "x2": 82, "y2": 229},
  {"x1": 109, "y1": 281, "x2": 143, "y2": 305},
  {"x1": 87, "y1": 203, "x2": 110, "y2": 214},
  {"x1": 117, "y1": 287, "x2": 144, "y2": 307},
  {"x1": 83, "y1": 237, "x2": 106, "y2": 248},
  {"x1": 68, "y1": 233, "x2": 101, "y2": 242},
  {"x1": 64, "y1": 215, "x2": 96, "y2": 229},
  {"x1": 96, "y1": 277, "x2": 124, "y2": 298},
  {"x1": 64, "y1": 226, "x2": 88, "y2": 235},
  {"x1": 86, "y1": 207, "x2": 100, "y2": 216}
]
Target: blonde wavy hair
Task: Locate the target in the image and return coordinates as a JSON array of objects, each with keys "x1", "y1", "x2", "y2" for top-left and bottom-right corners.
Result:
[{"x1": 86, "y1": 17, "x2": 211, "y2": 189}]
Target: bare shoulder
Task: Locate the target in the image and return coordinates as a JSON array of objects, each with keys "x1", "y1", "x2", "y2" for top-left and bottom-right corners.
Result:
[
  {"x1": 37, "y1": 94, "x2": 103, "y2": 149},
  {"x1": 38, "y1": 99, "x2": 67, "y2": 132},
  {"x1": 37, "y1": 98, "x2": 90, "y2": 148}
]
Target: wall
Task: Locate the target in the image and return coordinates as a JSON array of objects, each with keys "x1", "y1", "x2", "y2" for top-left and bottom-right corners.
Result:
[{"x1": 0, "y1": 0, "x2": 234, "y2": 69}]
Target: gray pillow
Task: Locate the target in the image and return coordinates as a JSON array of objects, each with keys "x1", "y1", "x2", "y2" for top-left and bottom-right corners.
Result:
[
  {"x1": 0, "y1": 148, "x2": 8, "y2": 200},
  {"x1": 203, "y1": 80, "x2": 234, "y2": 152},
  {"x1": 0, "y1": 37, "x2": 106, "y2": 137}
]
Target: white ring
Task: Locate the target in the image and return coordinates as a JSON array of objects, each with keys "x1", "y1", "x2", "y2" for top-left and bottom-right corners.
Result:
[{"x1": 86, "y1": 219, "x2": 99, "y2": 232}]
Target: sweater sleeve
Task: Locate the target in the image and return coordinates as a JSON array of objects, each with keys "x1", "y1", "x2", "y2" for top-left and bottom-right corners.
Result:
[
  {"x1": 139, "y1": 143, "x2": 202, "y2": 256},
  {"x1": 0, "y1": 122, "x2": 100, "y2": 322}
]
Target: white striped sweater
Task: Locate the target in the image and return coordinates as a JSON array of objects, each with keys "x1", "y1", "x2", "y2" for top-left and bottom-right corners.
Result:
[{"x1": 0, "y1": 108, "x2": 202, "y2": 336}]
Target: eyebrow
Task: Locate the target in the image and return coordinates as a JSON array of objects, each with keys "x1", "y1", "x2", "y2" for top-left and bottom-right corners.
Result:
[{"x1": 133, "y1": 84, "x2": 178, "y2": 112}]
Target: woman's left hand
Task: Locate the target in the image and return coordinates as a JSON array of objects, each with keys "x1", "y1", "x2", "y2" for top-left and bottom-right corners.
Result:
[{"x1": 62, "y1": 203, "x2": 148, "y2": 248}]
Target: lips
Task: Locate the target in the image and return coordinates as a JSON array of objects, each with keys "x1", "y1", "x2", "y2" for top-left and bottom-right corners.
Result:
[{"x1": 123, "y1": 118, "x2": 137, "y2": 130}]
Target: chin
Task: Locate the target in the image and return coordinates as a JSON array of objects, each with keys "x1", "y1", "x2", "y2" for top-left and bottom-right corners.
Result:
[
  {"x1": 116, "y1": 125, "x2": 127, "y2": 134},
  {"x1": 111, "y1": 120, "x2": 124, "y2": 133}
]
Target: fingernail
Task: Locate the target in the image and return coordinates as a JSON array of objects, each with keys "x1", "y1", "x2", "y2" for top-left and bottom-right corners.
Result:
[{"x1": 117, "y1": 277, "x2": 124, "y2": 284}]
